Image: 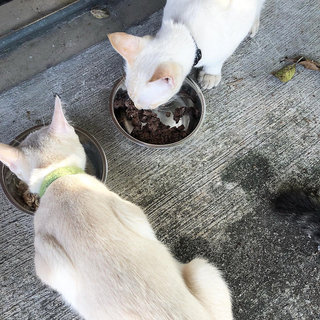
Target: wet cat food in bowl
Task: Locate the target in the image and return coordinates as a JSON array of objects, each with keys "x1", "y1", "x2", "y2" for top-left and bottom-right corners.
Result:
[
  {"x1": 0, "y1": 126, "x2": 108, "y2": 215},
  {"x1": 109, "y1": 77, "x2": 206, "y2": 148}
]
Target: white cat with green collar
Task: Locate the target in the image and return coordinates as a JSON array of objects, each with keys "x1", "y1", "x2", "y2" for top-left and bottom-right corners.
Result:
[
  {"x1": 0, "y1": 96, "x2": 233, "y2": 319},
  {"x1": 109, "y1": 0, "x2": 265, "y2": 109}
]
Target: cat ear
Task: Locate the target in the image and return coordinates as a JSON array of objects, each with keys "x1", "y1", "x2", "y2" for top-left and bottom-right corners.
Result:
[
  {"x1": 149, "y1": 62, "x2": 182, "y2": 88},
  {"x1": 49, "y1": 95, "x2": 73, "y2": 135},
  {"x1": 0, "y1": 143, "x2": 25, "y2": 173},
  {"x1": 108, "y1": 32, "x2": 146, "y2": 64}
]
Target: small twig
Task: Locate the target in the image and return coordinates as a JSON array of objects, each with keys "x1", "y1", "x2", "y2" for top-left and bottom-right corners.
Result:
[
  {"x1": 295, "y1": 56, "x2": 304, "y2": 64},
  {"x1": 281, "y1": 56, "x2": 305, "y2": 64},
  {"x1": 226, "y1": 78, "x2": 244, "y2": 86}
]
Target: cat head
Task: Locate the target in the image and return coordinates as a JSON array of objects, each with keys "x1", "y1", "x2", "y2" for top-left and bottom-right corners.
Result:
[
  {"x1": 0, "y1": 96, "x2": 86, "y2": 193},
  {"x1": 108, "y1": 32, "x2": 185, "y2": 109}
]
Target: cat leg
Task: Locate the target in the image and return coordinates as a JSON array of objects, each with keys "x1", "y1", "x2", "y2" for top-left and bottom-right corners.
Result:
[
  {"x1": 250, "y1": 15, "x2": 260, "y2": 38},
  {"x1": 34, "y1": 249, "x2": 52, "y2": 285},
  {"x1": 34, "y1": 233, "x2": 78, "y2": 306},
  {"x1": 198, "y1": 63, "x2": 223, "y2": 90},
  {"x1": 250, "y1": 0, "x2": 265, "y2": 38},
  {"x1": 182, "y1": 258, "x2": 233, "y2": 320}
]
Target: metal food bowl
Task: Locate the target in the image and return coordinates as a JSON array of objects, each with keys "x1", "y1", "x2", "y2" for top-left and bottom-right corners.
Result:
[
  {"x1": 0, "y1": 125, "x2": 108, "y2": 215},
  {"x1": 109, "y1": 77, "x2": 206, "y2": 148}
]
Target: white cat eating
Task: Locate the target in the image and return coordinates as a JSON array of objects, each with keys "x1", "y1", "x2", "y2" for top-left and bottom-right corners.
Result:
[
  {"x1": 0, "y1": 96, "x2": 233, "y2": 319},
  {"x1": 108, "y1": 0, "x2": 265, "y2": 109}
]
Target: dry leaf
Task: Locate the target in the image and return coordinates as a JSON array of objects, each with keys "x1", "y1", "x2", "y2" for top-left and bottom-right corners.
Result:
[
  {"x1": 299, "y1": 60, "x2": 320, "y2": 71},
  {"x1": 90, "y1": 8, "x2": 109, "y2": 19},
  {"x1": 285, "y1": 56, "x2": 320, "y2": 71},
  {"x1": 272, "y1": 64, "x2": 296, "y2": 83}
]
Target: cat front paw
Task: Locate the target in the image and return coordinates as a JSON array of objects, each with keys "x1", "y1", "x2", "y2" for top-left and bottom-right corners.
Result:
[
  {"x1": 250, "y1": 18, "x2": 260, "y2": 38},
  {"x1": 198, "y1": 71, "x2": 221, "y2": 89}
]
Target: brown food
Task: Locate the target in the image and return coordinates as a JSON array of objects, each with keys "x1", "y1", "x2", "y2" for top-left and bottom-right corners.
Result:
[
  {"x1": 114, "y1": 90, "x2": 199, "y2": 144},
  {"x1": 173, "y1": 107, "x2": 186, "y2": 123},
  {"x1": 16, "y1": 180, "x2": 40, "y2": 211}
]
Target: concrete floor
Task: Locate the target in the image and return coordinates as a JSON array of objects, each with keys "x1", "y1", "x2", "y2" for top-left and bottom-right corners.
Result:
[
  {"x1": 0, "y1": 0, "x2": 320, "y2": 319},
  {"x1": 0, "y1": 0, "x2": 165, "y2": 93},
  {"x1": 0, "y1": 0, "x2": 74, "y2": 36}
]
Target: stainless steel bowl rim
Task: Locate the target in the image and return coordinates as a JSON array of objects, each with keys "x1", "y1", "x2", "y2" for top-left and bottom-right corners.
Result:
[
  {"x1": 109, "y1": 77, "x2": 206, "y2": 149},
  {"x1": 0, "y1": 125, "x2": 108, "y2": 215}
]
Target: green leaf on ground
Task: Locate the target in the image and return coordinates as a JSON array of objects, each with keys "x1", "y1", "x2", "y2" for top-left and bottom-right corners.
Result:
[{"x1": 272, "y1": 64, "x2": 296, "y2": 83}]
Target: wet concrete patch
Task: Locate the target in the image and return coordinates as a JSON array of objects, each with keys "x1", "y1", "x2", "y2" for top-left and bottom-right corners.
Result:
[
  {"x1": 214, "y1": 208, "x2": 320, "y2": 319},
  {"x1": 273, "y1": 161, "x2": 320, "y2": 195},
  {"x1": 171, "y1": 235, "x2": 213, "y2": 263},
  {"x1": 221, "y1": 151, "x2": 275, "y2": 196}
]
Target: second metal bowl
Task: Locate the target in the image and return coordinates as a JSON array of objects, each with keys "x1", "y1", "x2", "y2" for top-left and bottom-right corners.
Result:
[
  {"x1": 0, "y1": 125, "x2": 108, "y2": 215},
  {"x1": 109, "y1": 77, "x2": 206, "y2": 148}
]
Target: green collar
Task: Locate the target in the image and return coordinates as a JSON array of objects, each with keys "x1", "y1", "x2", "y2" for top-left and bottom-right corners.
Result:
[{"x1": 39, "y1": 166, "x2": 84, "y2": 197}]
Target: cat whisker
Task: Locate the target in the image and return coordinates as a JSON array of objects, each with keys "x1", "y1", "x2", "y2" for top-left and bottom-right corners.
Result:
[{"x1": 12, "y1": 139, "x2": 22, "y2": 145}]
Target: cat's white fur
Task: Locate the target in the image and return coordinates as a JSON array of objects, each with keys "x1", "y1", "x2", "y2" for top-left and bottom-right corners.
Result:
[
  {"x1": 108, "y1": 0, "x2": 265, "y2": 109},
  {"x1": 0, "y1": 97, "x2": 233, "y2": 319}
]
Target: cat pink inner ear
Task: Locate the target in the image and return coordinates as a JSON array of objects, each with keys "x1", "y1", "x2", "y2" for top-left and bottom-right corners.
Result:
[
  {"x1": 0, "y1": 143, "x2": 23, "y2": 172},
  {"x1": 108, "y1": 32, "x2": 145, "y2": 65},
  {"x1": 50, "y1": 96, "x2": 73, "y2": 134},
  {"x1": 149, "y1": 62, "x2": 182, "y2": 88}
]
